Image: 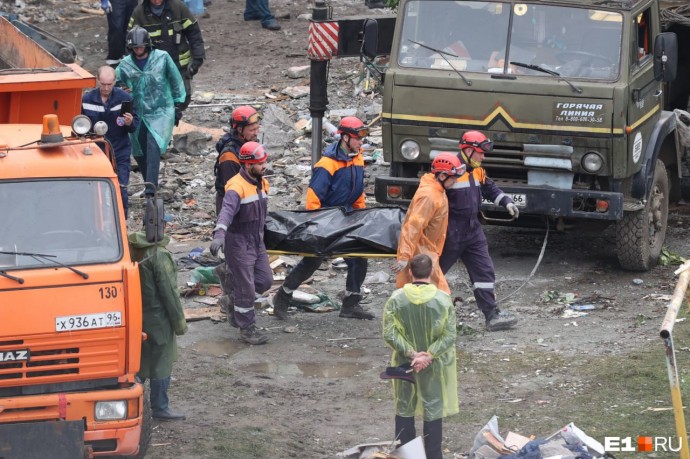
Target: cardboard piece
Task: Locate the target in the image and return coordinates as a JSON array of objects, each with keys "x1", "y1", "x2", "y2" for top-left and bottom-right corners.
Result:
[{"x1": 395, "y1": 436, "x2": 426, "y2": 459}]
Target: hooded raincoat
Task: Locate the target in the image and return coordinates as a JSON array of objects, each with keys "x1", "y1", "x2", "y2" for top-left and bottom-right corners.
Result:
[
  {"x1": 116, "y1": 49, "x2": 186, "y2": 157},
  {"x1": 128, "y1": 232, "x2": 188, "y2": 379},
  {"x1": 395, "y1": 173, "x2": 450, "y2": 293},
  {"x1": 383, "y1": 283, "x2": 458, "y2": 421}
]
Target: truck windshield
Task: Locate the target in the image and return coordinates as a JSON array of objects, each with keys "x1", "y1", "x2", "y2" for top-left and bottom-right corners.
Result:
[
  {"x1": 398, "y1": 1, "x2": 622, "y2": 80},
  {"x1": 0, "y1": 179, "x2": 122, "y2": 269}
]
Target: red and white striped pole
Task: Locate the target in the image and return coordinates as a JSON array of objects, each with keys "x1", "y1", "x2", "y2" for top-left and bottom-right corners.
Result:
[{"x1": 308, "y1": 1, "x2": 336, "y2": 165}]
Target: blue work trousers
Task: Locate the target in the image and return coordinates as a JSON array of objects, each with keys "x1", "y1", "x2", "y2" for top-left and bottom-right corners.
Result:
[
  {"x1": 439, "y1": 231, "x2": 497, "y2": 318},
  {"x1": 224, "y1": 234, "x2": 272, "y2": 330},
  {"x1": 115, "y1": 153, "x2": 131, "y2": 218},
  {"x1": 134, "y1": 126, "x2": 161, "y2": 197},
  {"x1": 106, "y1": 0, "x2": 138, "y2": 62},
  {"x1": 150, "y1": 376, "x2": 171, "y2": 414},
  {"x1": 244, "y1": 0, "x2": 274, "y2": 24}
]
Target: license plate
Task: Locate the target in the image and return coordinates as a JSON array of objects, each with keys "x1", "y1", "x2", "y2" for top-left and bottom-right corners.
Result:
[
  {"x1": 55, "y1": 312, "x2": 122, "y2": 332},
  {"x1": 482, "y1": 194, "x2": 527, "y2": 207}
]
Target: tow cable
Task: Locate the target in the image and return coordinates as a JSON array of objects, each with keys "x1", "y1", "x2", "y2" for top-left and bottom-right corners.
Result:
[{"x1": 456, "y1": 213, "x2": 550, "y2": 303}]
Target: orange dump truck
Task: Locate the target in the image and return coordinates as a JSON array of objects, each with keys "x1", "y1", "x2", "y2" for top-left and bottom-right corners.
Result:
[
  {"x1": 0, "y1": 15, "x2": 94, "y2": 124},
  {"x1": 0, "y1": 115, "x2": 149, "y2": 458}
]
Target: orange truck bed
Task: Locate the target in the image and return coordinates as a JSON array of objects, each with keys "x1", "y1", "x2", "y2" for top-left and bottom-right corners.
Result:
[{"x1": 0, "y1": 16, "x2": 94, "y2": 124}]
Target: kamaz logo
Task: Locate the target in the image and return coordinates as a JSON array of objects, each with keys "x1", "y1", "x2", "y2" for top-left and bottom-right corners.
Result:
[{"x1": 0, "y1": 349, "x2": 29, "y2": 362}]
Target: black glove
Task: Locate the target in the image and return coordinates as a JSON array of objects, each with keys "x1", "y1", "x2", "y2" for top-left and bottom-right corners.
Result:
[
  {"x1": 174, "y1": 105, "x2": 183, "y2": 127},
  {"x1": 210, "y1": 236, "x2": 224, "y2": 256},
  {"x1": 187, "y1": 58, "x2": 203, "y2": 78}
]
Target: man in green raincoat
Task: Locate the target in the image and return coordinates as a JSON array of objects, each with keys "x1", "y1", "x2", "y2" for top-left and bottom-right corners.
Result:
[
  {"x1": 116, "y1": 26, "x2": 185, "y2": 198},
  {"x1": 129, "y1": 202, "x2": 188, "y2": 420},
  {"x1": 383, "y1": 253, "x2": 458, "y2": 459}
]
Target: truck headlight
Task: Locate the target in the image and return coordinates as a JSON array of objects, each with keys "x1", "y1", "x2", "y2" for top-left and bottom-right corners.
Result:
[
  {"x1": 400, "y1": 140, "x2": 420, "y2": 160},
  {"x1": 581, "y1": 152, "x2": 603, "y2": 173},
  {"x1": 71, "y1": 115, "x2": 92, "y2": 136},
  {"x1": 95, "y1": 400, "x2": 127, "y2": 420}
]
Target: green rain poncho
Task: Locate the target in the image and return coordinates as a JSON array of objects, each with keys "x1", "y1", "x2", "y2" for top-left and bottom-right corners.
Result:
[
  {"x1": 382, "y1": 283, "x2": 459, "y2": 421},
  {"x1": 128, "y1": 232, "x2": 188, "y2": 380},
  {"x1": 116, "y1": 49, "x2": 186, "y2": 157}
]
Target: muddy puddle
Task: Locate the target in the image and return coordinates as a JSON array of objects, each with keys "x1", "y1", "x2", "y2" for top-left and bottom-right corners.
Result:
[{"x1": 240, "y1": 361, "x2": 368, "y2": 378}]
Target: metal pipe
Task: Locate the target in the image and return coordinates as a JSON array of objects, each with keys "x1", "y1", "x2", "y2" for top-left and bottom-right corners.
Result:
[{"x1": 659, "y1": 262, "x2": 690, "y2": 459}]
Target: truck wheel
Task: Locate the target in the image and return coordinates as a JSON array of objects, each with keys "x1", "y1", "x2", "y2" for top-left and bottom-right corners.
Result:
[{"x1": 616, "y1": 159, "x2": 669, "y2": 271}]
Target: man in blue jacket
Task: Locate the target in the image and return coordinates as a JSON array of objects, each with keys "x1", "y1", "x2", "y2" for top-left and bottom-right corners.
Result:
[
  {"x1": 82, "y1": 65, "x2": 139, "y2": 218},
  {"x1": 271, "y1": 116, "x2": 374, "y2": 321}
]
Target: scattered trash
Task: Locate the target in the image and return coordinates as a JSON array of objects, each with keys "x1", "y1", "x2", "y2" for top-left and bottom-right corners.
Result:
[
  {"x1": 659, "y1": 247, "x2": 686, "y2": 266},
  {"x1": 470, "y1": 416, "x2": 605, "y2": 459},
  {"x1": 190, "y1": 266, "x2": 220, "y2": 286},
  {"x1": 568, "y1": 304, "x2": 596, "y2": 311},
  {"x1": 364, "y1": 270, "x2": 390, "y2": 284},
  {"x1": 541, "y1": 291, "x2": 576, "y2": 305},
  {"x1": 632, "y1": 278, "x2": 644, "y2": 285}
]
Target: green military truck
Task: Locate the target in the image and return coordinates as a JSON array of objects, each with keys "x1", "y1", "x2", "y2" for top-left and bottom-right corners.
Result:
[{"x1": 368, "y1": 0, "x2": 690, "y2": 271}]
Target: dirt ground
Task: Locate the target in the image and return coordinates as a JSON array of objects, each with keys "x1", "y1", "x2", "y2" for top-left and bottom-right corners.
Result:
[{"x1": 31, "y1": 1, "x2": 690, "y2": 458}]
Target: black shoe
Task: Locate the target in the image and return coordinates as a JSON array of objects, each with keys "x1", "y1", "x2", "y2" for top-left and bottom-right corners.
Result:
[
  {"x1": 271, "y1": 288, "x2": 291, "y2": 320},
  {"x1": 153, "y1": 408, "x2": 186, "y2": 421},
  {"x1": 339, "y1": 294, "x2": 374, "y2": 320},
  {"x1": 262, "y1": 19, "x2": 281, "y2": 30},
  {"x1": 240, "y1": 325, "x2": 269, "y2": 345},
  {"x1": 485, "y1": 310, "x2": 518, "y2": 331}
]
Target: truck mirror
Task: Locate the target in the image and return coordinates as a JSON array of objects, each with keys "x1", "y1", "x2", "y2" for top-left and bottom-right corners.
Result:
[
  {"x1": 653, "y1": 32, "x2": 678, "y2": 82},
  {"x1": 361, "y1": 19, "x2": 379, "y2": 60}
]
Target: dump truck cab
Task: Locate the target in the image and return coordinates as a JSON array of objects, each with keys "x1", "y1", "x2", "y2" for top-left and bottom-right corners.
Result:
[
  {"x1": 371, "y1": 0, "x2": 687, "y2": 271},
  {"x1": 0, "y1": 116, "x2": 148, "y2": 458}
]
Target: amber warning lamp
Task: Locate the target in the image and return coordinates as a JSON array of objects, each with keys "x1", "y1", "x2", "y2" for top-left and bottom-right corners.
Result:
[{"x1": 41, "y1": 114, "x2": 64, "y2": 144}]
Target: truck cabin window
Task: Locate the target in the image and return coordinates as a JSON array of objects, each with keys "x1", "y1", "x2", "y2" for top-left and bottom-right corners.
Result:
[
  {"x1": 398, "y1": 1, "x2": 622, "y2": 80},
  {"x1": 0, "y1": 180, "x2": 122, "y2": 269}
]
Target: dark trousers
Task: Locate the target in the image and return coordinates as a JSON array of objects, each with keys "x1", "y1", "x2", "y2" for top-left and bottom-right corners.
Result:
[
  {"x1": 244, "y1": 0, "x2": 274, "y2": 24},
  {"x1": 150, "y1": 376, "x2": 171, "y2": 414},
  {"x1": 439, "y1": 233, "x2": 497, "y2": 319},
  {"x1": 115, "y1": 154, "x2": 131, "y2": 218},
  {"x1": 134, "y1": 126, "x2": 161, "y2": 197},
  {"x1": 395, "y1": 415, "x2": 443, "y2": 459},
  {"x1": 283, "y1": 256, "x2": 367, "y2": 294},
  {"x1": 225, "y1": 238, "x2": 272, "y2": 329},
  {"x1": 105, "y1": 0, "x2": 138, "y2": 62}
]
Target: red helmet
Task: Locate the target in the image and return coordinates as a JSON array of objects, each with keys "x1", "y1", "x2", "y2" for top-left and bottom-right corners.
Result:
[
  {"x1": 460, "y1": 130, "x2": 493, "y2": 153},
  {"x1": 431, "y1": 152, "x2": 465, "y2": 176},
  {"x1": 231, "y1": 106, "x2": 259, "y2": 129},
  {"x1": 337, "y1": 116, "x2": 369, "y2": 138},
  {"x1": 238, "y1": 142, "x2": 269, "y2": 164}
]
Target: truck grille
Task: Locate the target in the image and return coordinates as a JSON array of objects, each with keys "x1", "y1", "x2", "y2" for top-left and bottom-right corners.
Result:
[{"x1": 0, "y1": 331, "x2": 124, "y2": 384}]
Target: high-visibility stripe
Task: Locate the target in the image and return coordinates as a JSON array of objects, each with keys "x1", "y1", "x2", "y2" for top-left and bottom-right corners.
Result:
[
  {"x1": 82, "y1": 103, "x2": 105, "y2": 112},
  {"x1": 494, "y1": 192, "x2": 506, "y2": 205},
  {"x1": 239, "y1": 192, "x2": 268, "y2": 204},
  {"x1": 450, "y1": 181, "x2": 470, "y2": 189},
  {"x1": 234, "y1": 305, "x2": 254, "y2": 313},
  {"x1": 473, "y1": 282, "x2": 494, "y2": 289}
]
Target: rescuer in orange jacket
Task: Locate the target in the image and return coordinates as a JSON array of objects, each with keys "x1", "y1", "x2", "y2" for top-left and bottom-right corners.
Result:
[{"x1": 391, "y1": 153, "x2": 466, "y2": 294}]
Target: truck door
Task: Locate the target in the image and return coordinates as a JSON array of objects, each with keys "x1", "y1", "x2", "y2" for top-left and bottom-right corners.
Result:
[{"x1": 627, "y1": 7, "x2": 661, "y2": 172}]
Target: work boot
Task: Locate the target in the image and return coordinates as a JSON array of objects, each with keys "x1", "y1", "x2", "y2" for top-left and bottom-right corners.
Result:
[
  {"x1": 239, "y1": 325, "x2": 269, "y2": 345},
  {"x1": 485, "y1": 309, "x2": 518, "y2": 331},
  {"x1": 152, "y1": 408, "x2": 186, "y2": 421},
  {"x1": 339, "y1": 294, "x2": 374, "y2": 320},
  {"x1": 271, "y1": 287, "x2": 291, "y2": 320},
  {"x1": 219, "y1": 295, "x2": 230, "y2": 315},
  {"x1": 262, "y1": 19, "x2": 281, "y2": 30}
]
